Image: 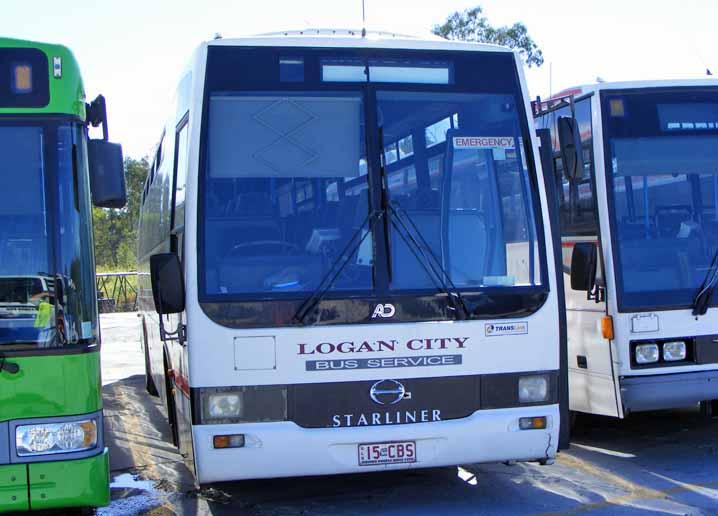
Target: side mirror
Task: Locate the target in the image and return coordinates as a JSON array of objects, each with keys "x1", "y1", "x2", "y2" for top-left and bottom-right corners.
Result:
[
  {"x1": 557, "y1": 116, "x2": 585, "y2": 181},
  {"x1": 88, "y1": 140, "x2": 126, "y2": 208},
  {"x1": 150, "y1": 253, "x2": 185, "y2": 314},
  {"x1": 570, "y1": 242, "x2": 597, "y2": 292}
]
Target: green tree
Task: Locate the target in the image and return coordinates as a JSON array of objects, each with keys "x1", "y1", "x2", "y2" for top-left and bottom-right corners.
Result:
[
  {"x1": 433, "y1": 6, "x2": 544, "y2": 67},
  {"x1": 92, "y1": 157, "x2": 148, "y2": 271}
]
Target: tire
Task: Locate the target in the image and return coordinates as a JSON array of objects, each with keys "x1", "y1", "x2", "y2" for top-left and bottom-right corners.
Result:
[
  {"x1": 164, "y1": 353, "x2": 180, "y2": 447},
  {"x1": 141, "y1": 319, "x2": 159, "y2": 397}
]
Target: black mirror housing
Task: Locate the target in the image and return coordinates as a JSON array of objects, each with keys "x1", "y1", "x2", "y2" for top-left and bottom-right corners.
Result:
[
  {"x1": 150, "y1": 253, "x2": 185, "y2": 314},
  {"x1": 570, "y1": 242, "x2": 597, "y2": 291},
  {"x1": 88, "y1": 140, "x2": 126, "y2": 208},
  {"x1": 557, "y1": 116, "x2": 585, "y2": 181}
]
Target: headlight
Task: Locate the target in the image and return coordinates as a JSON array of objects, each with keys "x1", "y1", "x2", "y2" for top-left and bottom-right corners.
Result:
[
  {"x1": 207, "y1": 393, "x2": 243, "y2": 419},
  {"x1": 200, "y1": 386, "x2": 287, "y2": 424},
  {"x1": 16, "y1": 419, "x2": 97, "y2": 456},
  {"x1": 663, "y1": 341, "x2": 686, "y2": 361},
  {"x1": 635, "y1": 343, "x2": 659, "y2": 364},
  {"x1": 518, "y1": 375, "x2": 549, "y2": 403}
]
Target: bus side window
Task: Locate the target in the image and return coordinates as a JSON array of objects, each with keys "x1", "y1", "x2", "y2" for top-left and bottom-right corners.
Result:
[
  {"x1": 173, "y1": 116, "x2": 189, "y2": 231},
  {"x1": 550, "y1": 99, "x2": 597, "y2": 237}
]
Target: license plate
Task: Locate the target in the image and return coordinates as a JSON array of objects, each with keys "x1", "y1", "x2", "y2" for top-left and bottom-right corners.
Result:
[{"x1": 358, "y1": 441, "x2": 416, "y2": 466}]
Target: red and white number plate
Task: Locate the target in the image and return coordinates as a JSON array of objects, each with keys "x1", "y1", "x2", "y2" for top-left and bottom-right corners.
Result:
[{"x1": 358, "y1": 441, "x2": 416, "y2": 466}]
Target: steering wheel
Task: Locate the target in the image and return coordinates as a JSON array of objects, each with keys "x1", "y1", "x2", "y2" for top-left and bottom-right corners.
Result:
[{"x1": 224, "y1": 240, "x2": 301, "y2": 259}]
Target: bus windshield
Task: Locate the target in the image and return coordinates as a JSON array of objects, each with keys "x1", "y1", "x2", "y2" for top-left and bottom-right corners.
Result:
[
  {"x1": 0, "y1": 122, "x2": 97, "y2": 349},
  {"x1": 199, "y1": 47, "x2": 546, "y2": 316},
  {"x1": 602, "y1": 88, "x2": 718, "y2": 310}
]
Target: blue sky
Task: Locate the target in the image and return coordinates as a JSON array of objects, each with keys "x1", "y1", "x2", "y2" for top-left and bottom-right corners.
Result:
[{"x1": 2, "y1": 0, "x2": 716, "y2": 157}]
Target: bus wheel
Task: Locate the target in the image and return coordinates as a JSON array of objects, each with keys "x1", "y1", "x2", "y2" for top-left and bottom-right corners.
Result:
[
  {"x1": 141, "y1": 319, "x2": 159, "y2": 397},
  {"x1": 164, "y1": 354, "x2": 180, "y2": 447}
]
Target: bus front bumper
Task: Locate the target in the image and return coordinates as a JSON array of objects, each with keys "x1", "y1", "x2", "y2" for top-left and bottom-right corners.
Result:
[
  {"x1": 621, "y1": 370, "x2": 718, "y2": 413},
  {"x1": 0, "y1": 448, "x2": 109, "y2": 513},
  {"x1": 192, "y1": 405, "x2": 559, "y2": 484}
]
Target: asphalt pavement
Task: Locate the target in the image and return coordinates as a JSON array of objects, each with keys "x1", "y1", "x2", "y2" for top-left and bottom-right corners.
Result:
[{"x1": 99, "y1": 312, "x2": 718, "y2": 515}]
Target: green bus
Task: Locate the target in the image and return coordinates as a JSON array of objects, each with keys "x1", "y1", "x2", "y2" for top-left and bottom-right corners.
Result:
[{"x1": 0, "y1": 37, "x2": 125, "y2": 513}]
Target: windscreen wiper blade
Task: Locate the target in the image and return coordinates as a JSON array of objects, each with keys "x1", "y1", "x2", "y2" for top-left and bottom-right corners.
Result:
[
  {"x1": 292, "y1": 210, "x2": 383, "y2": 326},
  {"x1": 387, "y1": 201, "x2": 470, "y2": 320},
  {"x1": 692, "y1": 246, "x2": 718, "y2": 316}
]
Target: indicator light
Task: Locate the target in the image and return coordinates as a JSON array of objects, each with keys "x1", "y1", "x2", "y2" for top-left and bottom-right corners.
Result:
[
  {"x1": 519, "y1": 417, "x2": 547, "y2": 430},
  {"x1": 213, "y1": 434, "x2": 245, "y2": 449},
  {"x1": 601, "y1": 316, "x2": 614, "y2": 340}
]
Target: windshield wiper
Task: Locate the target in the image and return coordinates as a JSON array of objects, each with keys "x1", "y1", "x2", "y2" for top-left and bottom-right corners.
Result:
[
  {"x1": 375, "y1": 126, "x2": 468, "y2": 320},
  {"x1": 387, "y1": 201, "x2": 470, "y2": 320},
  {"x1": 692, "y1": 246, "x2": 718, "y2": 316},
  {"x1": 292, "y1": 210, "x2": 383, "y2": 325}
]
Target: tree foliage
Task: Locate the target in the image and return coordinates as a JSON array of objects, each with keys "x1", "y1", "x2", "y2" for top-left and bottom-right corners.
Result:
[
  {"x1": 93, "y1": 157, "x2": 148, "y2": 271},
  {"x1": 433, "y1": 6, "x2": 544, "y2": 67}
]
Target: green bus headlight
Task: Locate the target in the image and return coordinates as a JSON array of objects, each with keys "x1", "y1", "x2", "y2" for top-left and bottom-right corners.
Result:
[{"x1": 16, "y1": 419, "x2": 98, "y2": 456}]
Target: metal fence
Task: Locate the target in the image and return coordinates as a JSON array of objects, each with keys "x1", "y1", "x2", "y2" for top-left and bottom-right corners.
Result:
[{"x1": 96, "y1": 272, "x2": 137, "y2": 312}]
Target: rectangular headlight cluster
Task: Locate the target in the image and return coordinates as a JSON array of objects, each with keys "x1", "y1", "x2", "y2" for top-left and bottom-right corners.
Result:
[
  {"x1": 518, "y1": 375, "x2": 549, "y2": 403},
  {"x1": 634, "y1": 340, "x2": 687, "y2": 366},
  {"x1": 200, "y1": 386, "x2": 287, "y2": 424},
  {"x1": 16, "y1": 419, "x2": 98, "y2": 456}
]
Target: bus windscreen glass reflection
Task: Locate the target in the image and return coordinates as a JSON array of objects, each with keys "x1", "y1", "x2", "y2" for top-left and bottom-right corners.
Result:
[
  {"x1": 604, "y1": 90, "x2": 718, "y2": 309},
  {"x1": 202, "y1": 92, "x2": 373, "y2": 296},
  {"x1": 0, "y1": 126, "x2": 54, "y2": 348}
]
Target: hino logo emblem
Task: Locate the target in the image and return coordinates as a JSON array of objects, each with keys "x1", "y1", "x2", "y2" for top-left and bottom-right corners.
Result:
[
  {"x1": 369, "y1": 379, "x2": 410, "y2": 405},
  {"x1": 372, "y1": 303, "x2": 396, "y2": 319}
]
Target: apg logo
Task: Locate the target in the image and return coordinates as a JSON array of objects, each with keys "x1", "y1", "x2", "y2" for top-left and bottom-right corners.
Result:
[{"x1": 371, "y1": 303, "x2": 396, "y2": 319}]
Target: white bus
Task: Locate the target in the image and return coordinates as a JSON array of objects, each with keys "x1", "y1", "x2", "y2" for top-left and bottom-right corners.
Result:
[
  {"x1": 535, "y1": 79, "x2": 718, "y2": 420},
  {"x1": 137, "y1": 29, "x2": 567, "y2": 484}
]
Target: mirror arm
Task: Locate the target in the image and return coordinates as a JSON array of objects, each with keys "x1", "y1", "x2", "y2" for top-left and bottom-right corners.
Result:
[
  {"x1": 586, "y1": 281, "x2": 605, "y2": 303},
  {"x1": 155, "y1": 280, "x2": 186, "y2": 345},
  {"x1": 85, "y1": 95, "x2": 109, "y2": 141}
]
